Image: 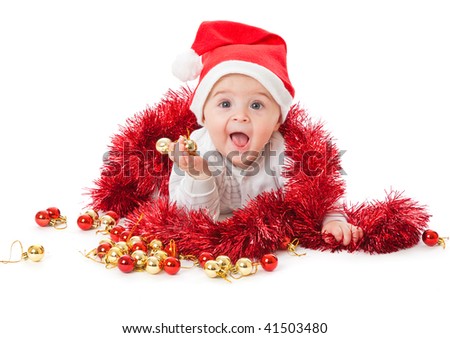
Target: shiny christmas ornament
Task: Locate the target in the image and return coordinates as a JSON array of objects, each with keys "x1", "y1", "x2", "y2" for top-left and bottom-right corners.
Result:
[
  {"x1": 215, "y1": 255, "x2": 232, "y2": 271},
  {"x1": 119, "y1": 230, "x2": 132, "y2": 242},
  {"x1": 155, "y1": 138, "x2": 172, "y2": 154},
  {"x1": 85, "y1": 209, "x2": 99, "y2": 220},
  {"x1": 25, "y1": 245, "x2": 45, "y2": 262},
  {"x1": 153, "y1": 250, "x2": 168, "y2": 262},
  {"x1": 99, "y1": 215, "x2": 116, "y2": 232},
  {"x1": 117, "y1": 254, "x2": 135, "y2": 273},
  {"x1": 77, "y1": 210, "x2": 117, "y2": 231},
  {"x1": 110, "y1": 226, "x2": 125, "y2": 242},
  {"x1": 204, "y1": 260, "x2": 221, "y2": 278},
  {"x1": 198, "y1": 252, "x2": 214, "y2": 268},
  {"x1": 104, "y1": 210, "x2": 120, "y2": 223},
  {"x1": 156, "y1": 135, "x2": 198, "y2": 155},
  {"x1": 235, "y1": 258, "x2": 254, "y2": 276},
  {"x1": 422, "y1": 229, "x2": 447, "y2": 248},
  {"x1": 128, "y1": 236, "x2": 143, "y2": 247},
  {"x1": 105, "y1": 247, "x2": 123, "y2": 266},
  {"x1": 260, "y1": 254, "x2": 278, "y2": 272},
  {"x1": 1, "y1": 241, "x2": 45, "y2": 263},
  {"x1": 96, "y1": 242, "x2": 112, "y2": 259},
  {"x1": 114, "y1": 241, "x2": 129, "y2": 255},
  {"x1": 163, "y1": 257, "x2": 181, "y2": 275},
  {"x1": 35, "y1": 208, "x2": 67, "y2": 229},
  {"x1": 149, "y1": 239, "x2": 164, "y2": 252},
  {"x1": 131, "y1": 250, "x2": 148, "y2": 271},
  {"x1": 145, "y1": 256, "x2": 162, "y2": 274},
  {"x1": 131, "y1": 242, "x2": 147, "y2": 254},
  {"x1": 77, "y1": 213, "x2": 95, "y2": 230},
  {"x1": 184, "y1": 138, "x2": 197, "y2": 153}
]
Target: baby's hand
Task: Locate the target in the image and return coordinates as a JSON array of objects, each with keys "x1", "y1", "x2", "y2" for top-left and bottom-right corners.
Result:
[
  {"x1": 321, "y1": 220, "x2": 363, "y2": 246},
  {"x1": 169, "y1": 136, "x2": 211, "y2": 179}
]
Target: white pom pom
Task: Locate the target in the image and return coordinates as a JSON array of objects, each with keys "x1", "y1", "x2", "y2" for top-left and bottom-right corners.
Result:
[{"x1": 172, "y1": 49, "x2": 203, "y2": 82}]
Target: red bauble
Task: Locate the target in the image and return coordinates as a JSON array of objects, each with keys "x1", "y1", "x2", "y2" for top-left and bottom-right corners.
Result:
[
  {"x1": 105, "y1": 210, "x2": 120, "y2": 223},
  {"x1": 97, "y1": 243, "x2": 112, "y2": 259},
  {"x1": 35, "y1": 210, "x2": 51, "y2": 227},
  {"x1": 131, "y1": 242, "x2": 147, "y2": 253},
  {"x1": 120, "y1": 230, "x2": 132, "y2": 242},
  {"x1": 422, "y1": 230, "x2": 439, "y2": 247},
  {"x1": 163, "y1": 257, "x2": 181, "y2": 275},
  {"x1": 46, "y1": 207, "x2": 61, "y2": 219},
  {"x1": 279, "y1": 237, "x2": 291, "y2": 250},
  {"x1": 110, "y1": 226, "x2": 125, "y2": 242},
  {"x1": 118, "y1": 255, "x2": 135, "y2": 273},
  {"x1": 260, "y1": 254, "x2": 278, "y2": 272},
  {"x1": 77, "y1": 214, "x2": 93, "y2": 230},
  {"x1": 198, "y1": 252, "x2": 214, "y2": 268}
]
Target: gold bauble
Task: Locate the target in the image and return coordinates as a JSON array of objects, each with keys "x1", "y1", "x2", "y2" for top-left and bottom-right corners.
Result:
[
  {"x1": 128, "y1": 236, "x2": 143, "y2": 247},
  {"x1": 235, "y1": 258, "x2": 253, "y2": 276},
  {"x1": 100, "y1": 215, "x2": 116, "y2": 228},
  {"x1": 114, "y1": 241, "x2": 129, "y2": 254},
  {"x1": 185, "y1": 139, "x2": 197, "y2": 153},
  {"x1": 99, "y1": 239, "x2": 114, "y2": 246},
  {"x1": 131, "y1": 250, "x2": 148, "y2": 271},
  {"x1": 105, "y1": 247, "x2": 122, "y2": 265},
  {"x1": 27, "y1": 245, "x2": 45, "y2": 262},
  {"x1": 145, "y1": 256, "x2": 162, "y2": 274},
  {"x1": 156, "y1": 138, "x2": 172, "y2": 154},
  {"x1": 215, "y1": 255, "x2": 232, "y2": 271},
  {"x1": 204, "y1": 260, "x2": 221, "y2": 278},
  {"x1": 85, "y1": 209, "x2": 99, "y2": 220},
  {"x1": 153, "y1": 250, "x2": 168, "y2": 262},
  {"x1": 149, "y1": 239, "x2": 164, "y2": 252}
]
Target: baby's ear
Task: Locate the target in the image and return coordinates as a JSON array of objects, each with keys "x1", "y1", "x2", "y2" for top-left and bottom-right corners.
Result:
[{"x1": 273, "y1": 114, "x2": 282, "y2": 131}]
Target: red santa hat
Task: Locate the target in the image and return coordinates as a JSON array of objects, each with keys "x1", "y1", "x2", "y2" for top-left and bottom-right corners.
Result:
[{"x1": 172, "y1": 21, "x2": 295, "y2": 125}]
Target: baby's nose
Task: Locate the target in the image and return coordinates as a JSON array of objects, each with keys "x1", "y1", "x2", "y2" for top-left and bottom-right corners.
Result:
[{"x1": 232, "y1": 111, "x2": 250, "y2": 123}]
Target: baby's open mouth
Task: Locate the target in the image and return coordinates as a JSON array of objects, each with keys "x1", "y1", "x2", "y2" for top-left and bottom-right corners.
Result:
[{"x1": 230, "y1": 132, "x2": 249, "y2": 148}]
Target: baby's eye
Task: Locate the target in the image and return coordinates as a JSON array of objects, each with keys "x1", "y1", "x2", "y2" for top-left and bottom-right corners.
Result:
[
  {"x1": 219, "y1": 101, "x2": 231, "y2": 108},
  {"x1": 250, "y1": 102, "x2": 263, "y2": 110}
]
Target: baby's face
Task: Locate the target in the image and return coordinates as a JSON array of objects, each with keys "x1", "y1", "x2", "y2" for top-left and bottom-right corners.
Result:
[{"x1": 203, "y1": 74, "x2": 281, "y2": 168}]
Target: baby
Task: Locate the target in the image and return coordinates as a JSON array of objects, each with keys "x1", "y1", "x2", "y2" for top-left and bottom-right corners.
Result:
[{"x1": 168, "y1": 21, "x2": 362, "y2": 246}]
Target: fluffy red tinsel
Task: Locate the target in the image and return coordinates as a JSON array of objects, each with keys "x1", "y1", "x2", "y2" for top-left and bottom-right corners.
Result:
[{"x1": 89, "y1": 87, "x2": 430, "y2": 261}]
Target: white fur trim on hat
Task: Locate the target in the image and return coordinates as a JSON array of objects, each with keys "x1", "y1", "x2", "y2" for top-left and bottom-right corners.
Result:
[
  {"x1": 190, "y1": 60, "x2": 293, "y2": 125},
  {"x1": 172, "y1": 49, "x2": 203, "y2": 82}
]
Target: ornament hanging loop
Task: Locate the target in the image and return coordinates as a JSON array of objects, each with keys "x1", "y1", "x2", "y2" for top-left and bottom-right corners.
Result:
[
  {"x1": 287, "y1": 238, "x2": 307, "y2": 257},
  {"x1": 1, "y1": 240, "x2": 44, "y2": 263},
  {"x1": 50, "y1": 216, "x2": 68, "y2": 230},
  {"x1": 438, "y1": 237, "x2": 448, "y2": 249},
  {"x1": 179, "y1": 254, "x2": 199, "y2": 269}
]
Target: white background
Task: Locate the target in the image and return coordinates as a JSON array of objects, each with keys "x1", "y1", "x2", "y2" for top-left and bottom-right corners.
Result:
[{"x1": 1, "y1": 1, "x2": 449, "y2": 337}]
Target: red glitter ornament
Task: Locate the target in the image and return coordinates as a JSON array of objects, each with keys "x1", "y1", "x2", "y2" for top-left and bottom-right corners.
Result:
[
  {"x1": 163, "y1": 257, "x2": 181, "y2": 275},
  {"x1": 118, "y1": 255, "x2": 135, "y2": 273},
  {"x1": 260, "y1": 254, "x2": 278, "y2": 272}
]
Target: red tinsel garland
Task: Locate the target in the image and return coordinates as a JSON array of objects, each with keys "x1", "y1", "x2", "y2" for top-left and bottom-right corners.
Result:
[{"x1": 89, "y1": 87, "x2": 430, "y2": 261}]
